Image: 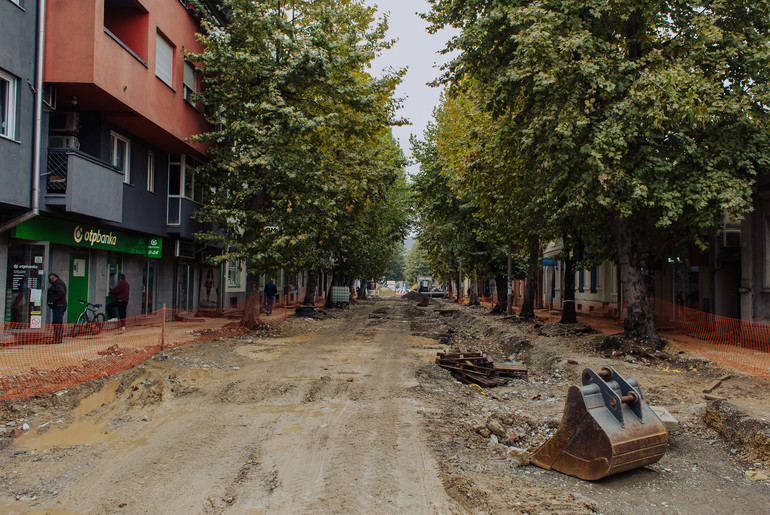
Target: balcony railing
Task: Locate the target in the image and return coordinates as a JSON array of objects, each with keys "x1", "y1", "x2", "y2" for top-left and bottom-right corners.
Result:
[{"x1": 45, "y1": 148, "x2": 125, "y2": 222}]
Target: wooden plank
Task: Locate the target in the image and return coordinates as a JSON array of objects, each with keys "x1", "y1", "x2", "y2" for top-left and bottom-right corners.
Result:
[
  {"x1": 492, "y1": 362, "x2": 528, "y2": 372},
  {"x1": 703, "y1": 374, "x2": 732, "y2": 394},
  {"x1": 439, "y1": 363, "x2": 496, "y2": 377}
]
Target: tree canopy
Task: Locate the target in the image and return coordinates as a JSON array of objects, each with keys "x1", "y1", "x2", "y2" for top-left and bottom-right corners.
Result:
[
  {"x1": 189, "y1": 0, "x2": 408, "y2": 311},
  {"x1": 425, "y1": 0, "x2": 770, "y2": 341}
]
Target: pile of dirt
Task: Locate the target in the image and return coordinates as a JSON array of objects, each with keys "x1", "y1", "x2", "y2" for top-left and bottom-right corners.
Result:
[{"x1": 402, "y1": 290, "x2": 425, "y2": 302}]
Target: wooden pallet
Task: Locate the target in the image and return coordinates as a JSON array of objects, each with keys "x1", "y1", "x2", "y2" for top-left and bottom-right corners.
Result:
[{"x1": 436, "y1": 350, "x2": 527, "y2": 387}]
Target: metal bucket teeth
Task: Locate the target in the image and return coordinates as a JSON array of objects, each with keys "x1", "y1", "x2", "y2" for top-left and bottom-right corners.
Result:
[{"x1": 529, "y1": 367, "x2": 668, "y2": 481}]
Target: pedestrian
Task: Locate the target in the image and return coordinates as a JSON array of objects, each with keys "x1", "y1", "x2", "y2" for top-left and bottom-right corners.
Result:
[
  {"x1": 107, "y1": 273, "x2": 130, "y2": 330},
  {"x1": 264, "y1": 277, "x2": 278, "y2": 315},
  {"x1": 47, "y1": 273, "x2": 67, "y2": 344}
]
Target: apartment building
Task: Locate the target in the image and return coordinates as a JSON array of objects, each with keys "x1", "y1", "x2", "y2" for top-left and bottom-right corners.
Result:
[{"x1": 1, "y1": 0, "x2": 238, "y2": 327}]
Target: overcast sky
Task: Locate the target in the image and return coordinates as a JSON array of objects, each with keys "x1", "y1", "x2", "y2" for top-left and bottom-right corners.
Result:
[{"x1": 364, "y1": 0, "x2": 458, "y2": 175}]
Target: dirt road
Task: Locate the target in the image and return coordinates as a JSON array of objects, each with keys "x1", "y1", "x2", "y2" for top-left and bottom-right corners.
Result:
[{"x1": 1, "y1": 299, "x2": 769, "y2": 514}]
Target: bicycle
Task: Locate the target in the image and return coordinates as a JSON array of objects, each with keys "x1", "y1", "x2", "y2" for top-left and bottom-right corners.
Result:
[{"x1": 73, "y1": 299, "x2": 105, "y2": 336}]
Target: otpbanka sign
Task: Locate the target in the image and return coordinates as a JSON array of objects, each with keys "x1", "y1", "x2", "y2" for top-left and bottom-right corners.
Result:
[
  {"x1": 12, "y1": 217, "x2": 162, "y2": 258},
  {"x1": 73, "y1": 225, "x2": 118, "y2": 247}
]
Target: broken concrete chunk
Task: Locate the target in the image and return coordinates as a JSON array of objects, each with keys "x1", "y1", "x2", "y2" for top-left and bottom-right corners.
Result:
[
  {"x1": 507, "y1": 447, "x2": 530, "y2": 467},
  {"x1": 486, "y1": 419, "x2": 506, "y2": 438},
  {"x1": 650, "y1": 406, "x2": 679, "y2": 432}
]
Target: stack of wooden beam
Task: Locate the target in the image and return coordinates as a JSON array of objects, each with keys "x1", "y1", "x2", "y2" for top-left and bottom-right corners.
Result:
[{"x1": 435, "y1": 351, "x2": 528, "y2": 387}]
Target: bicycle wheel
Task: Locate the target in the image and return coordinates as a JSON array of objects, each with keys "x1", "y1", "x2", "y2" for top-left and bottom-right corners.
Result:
[
  {"x1": 91, "y1": 313, "x2": 105, "y2": 335},
  {"x1": 74, "y1": 312, "x2": 88, "y2": 336}
]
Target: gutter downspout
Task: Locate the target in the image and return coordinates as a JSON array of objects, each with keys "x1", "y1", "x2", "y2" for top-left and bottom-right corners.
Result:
[{"x1": 0, "y1": 0, "x2": 45, "y2": 234}]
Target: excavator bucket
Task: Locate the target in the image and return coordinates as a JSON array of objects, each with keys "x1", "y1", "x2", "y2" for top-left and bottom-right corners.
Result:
[{"x1": 529, "y1": 366, "x2": 668, "y2": 481}]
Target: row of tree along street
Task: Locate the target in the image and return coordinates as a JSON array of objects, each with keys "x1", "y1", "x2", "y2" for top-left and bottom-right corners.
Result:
[
  {"x1": 186, "y1": 0, "x2": 410, "y2": 325},
  {"x1": 410, "y1": 1, "x2": 770, "y2": 349}
]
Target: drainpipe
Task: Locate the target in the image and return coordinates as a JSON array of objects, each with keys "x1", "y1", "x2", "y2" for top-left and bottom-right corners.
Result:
[{"x1": 0, "y1": 0, "x2": 45, "y2": 234}]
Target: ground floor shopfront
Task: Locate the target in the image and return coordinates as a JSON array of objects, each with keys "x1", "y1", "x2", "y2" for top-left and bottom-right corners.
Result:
[{"x1": 1, "y1": 216, "x2": 225, "y2": 327}]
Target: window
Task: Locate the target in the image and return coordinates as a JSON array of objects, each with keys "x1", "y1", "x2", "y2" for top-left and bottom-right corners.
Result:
[
  {"x1": 0, "y1": 69, "x2": 17, "y2": 140},
  {"x1": 183, "y1": 62, "x2": 197, "y2": 103},
  {"x1": 110, "y1": 131, "x2": 131, "y2": 183},
  {"x1": 578, "y1": 268, "x2": 585, "y2": 293},
  {"x1": 167, "y1": 155, "x2": 182, "y2": 225},
  {"x1": 227, "y1": 261, "x2": 241, "y2": 288},
  {"x1": 147, "y1": 151, "x2": 156, "y2": 192},
  {"x1": 155, "y1": 32, "x2": 174, "y2": 88},
  {"x1": 590, "y1": 267, "x2": 598, "y2": 293}
]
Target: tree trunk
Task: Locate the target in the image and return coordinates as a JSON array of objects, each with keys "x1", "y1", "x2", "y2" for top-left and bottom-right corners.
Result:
[
  {"x1": 613, "y1": 218, "x2": 659, "y2": 343},
  {"x1": 323, "y1": 272, "x2": 336, "y2": 309},
  {"x1": 357, "y1": 279, "x2": 368, "y2": 300},
  {"x1": 304, "y1": 270, "x2": 317, "y2": 306},
  {"x1": 240, "y1": 272, "x2": 262, "y2": 329},
  {"x1": 456, "y1": 268, "x2": 462, "y2": 304},
  {"x1": 492, "y1": 274, "x2": 507, "y2": 313},
  {"x1": 560, "y1": 237, "x2": 584, "y2": 325},
  {"x1": 520, "y1": 237, "x2": 539, "y2": 318}
]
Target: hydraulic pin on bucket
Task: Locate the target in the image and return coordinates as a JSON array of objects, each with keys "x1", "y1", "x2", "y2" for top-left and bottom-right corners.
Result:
[{"x1": 529, "y1": 366, "x2": 668, "y2": 481}]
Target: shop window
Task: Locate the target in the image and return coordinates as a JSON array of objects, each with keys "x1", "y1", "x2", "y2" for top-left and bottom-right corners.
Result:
[
  {"x1": 156, "y1": 31, "x2": 174, "y2": 88},
  {"x1": 110, "y1": 131, "x2": 131, "y2": 183},
  {"x1": 104, "y1": 0, "x2": 149, "y2": 63},
  {"x1": 0, "y1": 69, "x2": 17, "y2": 140}
]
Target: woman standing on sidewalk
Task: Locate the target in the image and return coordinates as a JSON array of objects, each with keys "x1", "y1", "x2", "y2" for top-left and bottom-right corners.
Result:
[{"x1": 107, "y1": 274, "x2": 130, "y2": 330}]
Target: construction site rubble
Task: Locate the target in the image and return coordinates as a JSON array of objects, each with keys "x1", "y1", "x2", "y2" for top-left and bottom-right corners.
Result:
[{"x1": 435, "y1": 351, "x2": 527, "y2": 387}]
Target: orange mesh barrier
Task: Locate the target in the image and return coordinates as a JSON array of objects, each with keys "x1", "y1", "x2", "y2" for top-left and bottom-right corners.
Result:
[
  {"x1": 651, "y1": 299, "x2": 770, "y2": 379},
  {"x1": 0, "y1": 297, "x2": 304, "y2": 401}
]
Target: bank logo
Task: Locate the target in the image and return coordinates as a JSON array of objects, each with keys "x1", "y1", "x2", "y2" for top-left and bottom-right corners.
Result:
[
  {"x1": 150, "y1": 239, "x2": 158, "y2": 246},
  {"x1": 73, "y1": 225, "x2": 117, "y2": 247}
]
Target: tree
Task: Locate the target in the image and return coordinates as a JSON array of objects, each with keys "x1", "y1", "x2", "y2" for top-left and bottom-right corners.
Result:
[
  {"x1": 427, "y1": 0, "x2": 770, "y2": 344},
  {"x1": 383, "y1": 244, "x2": 406, "y2": 282},
  {"x1": 189, "y1": 0, "x2": 403, "y2": 324},
  {"x1": 403, "y1": 241, "x2": 431, "y2": 286}
]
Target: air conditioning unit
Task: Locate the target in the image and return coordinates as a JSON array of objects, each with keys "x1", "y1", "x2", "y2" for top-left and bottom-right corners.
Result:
[
  {"x1": 50, "y1": 111, "x2": 79, "y2": 133},
  {"x1": 48, "y1": 135, "x2": 80, "y2": 149}
]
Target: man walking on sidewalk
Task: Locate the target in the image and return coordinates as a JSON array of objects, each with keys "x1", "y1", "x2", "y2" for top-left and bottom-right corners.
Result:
[
  {"x1": 47, "y1": 273, "x2": 67, "y2": 344},
  {"x1": 264, "y1": 278, "x2": 278, "y2": 315},
  {"x1": 107, "y1": 274, "x2": 130, "y2": 330}
]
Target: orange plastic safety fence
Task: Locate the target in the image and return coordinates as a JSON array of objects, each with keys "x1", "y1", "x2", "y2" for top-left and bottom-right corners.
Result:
[
  {"x1": 0, "y1": 298, "x2": 306, "y2": 401},
  {"x1": 652, "y1": 299, "x2": 770, "y2": 379},
  {"x1": 0, "y1": 311, "x2": 164, "y2": 400}
]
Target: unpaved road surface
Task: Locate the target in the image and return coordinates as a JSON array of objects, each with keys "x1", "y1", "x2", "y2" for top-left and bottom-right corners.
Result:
[{"x1": 1, "y1": 298, "x2": 769, "y2": 514}]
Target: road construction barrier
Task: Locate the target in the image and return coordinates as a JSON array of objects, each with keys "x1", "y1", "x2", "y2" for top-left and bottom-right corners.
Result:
[
  {"x1": 0, "y1": 297, "x2": 299, "y2": 401},
  {"x1": 651, "y1": 299, "x2": 770, "y2": 379}
]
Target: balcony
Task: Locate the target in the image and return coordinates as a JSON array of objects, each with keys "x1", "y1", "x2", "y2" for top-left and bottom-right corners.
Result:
[{"x1": 45, "y1": 149, "x2": 124, "y2": 223}]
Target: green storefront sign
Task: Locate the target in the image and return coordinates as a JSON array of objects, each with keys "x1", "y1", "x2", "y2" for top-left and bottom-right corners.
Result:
[{"x1": 12, "y1": 217, "x2": 162, "y2": 258}]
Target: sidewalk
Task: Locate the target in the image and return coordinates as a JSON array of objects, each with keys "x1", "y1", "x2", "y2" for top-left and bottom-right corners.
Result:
[{"x1": 532, "y1": 307, "x2": 770, "y2": 379}]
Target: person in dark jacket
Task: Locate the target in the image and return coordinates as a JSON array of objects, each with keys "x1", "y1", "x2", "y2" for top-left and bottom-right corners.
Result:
[
  {"x1": 47, "y1": 273, "x2": 67, "y2": 344},
  {"x1": 107, "y1": 274, "x2": 130, "y2": 330},
  {"x1": 264, "y1": 278, "x2": 278, "y2": 315}
]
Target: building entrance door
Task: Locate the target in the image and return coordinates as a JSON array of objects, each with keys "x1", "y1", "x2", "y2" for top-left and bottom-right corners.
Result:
[
  {"x1": 142, "y1": 261, "x2": 156, "y2": 314},
  {"x1": 67, "y1": 253, "x2": 89, "y2": 323}
]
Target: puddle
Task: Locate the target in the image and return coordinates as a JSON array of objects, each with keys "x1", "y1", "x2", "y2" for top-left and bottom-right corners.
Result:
[
  {"x1": 15, "y1": 380, "x2": 120, "y2": 451},
  {"x1": 406, "y1": 336, "x2": 440, "y2": 346},
  {"x1": 0, "y1": 500, "x2": 76, "y2": 515},
  {"x1": 189, "y1": 369, "x2": 214, "y2": 380}
]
